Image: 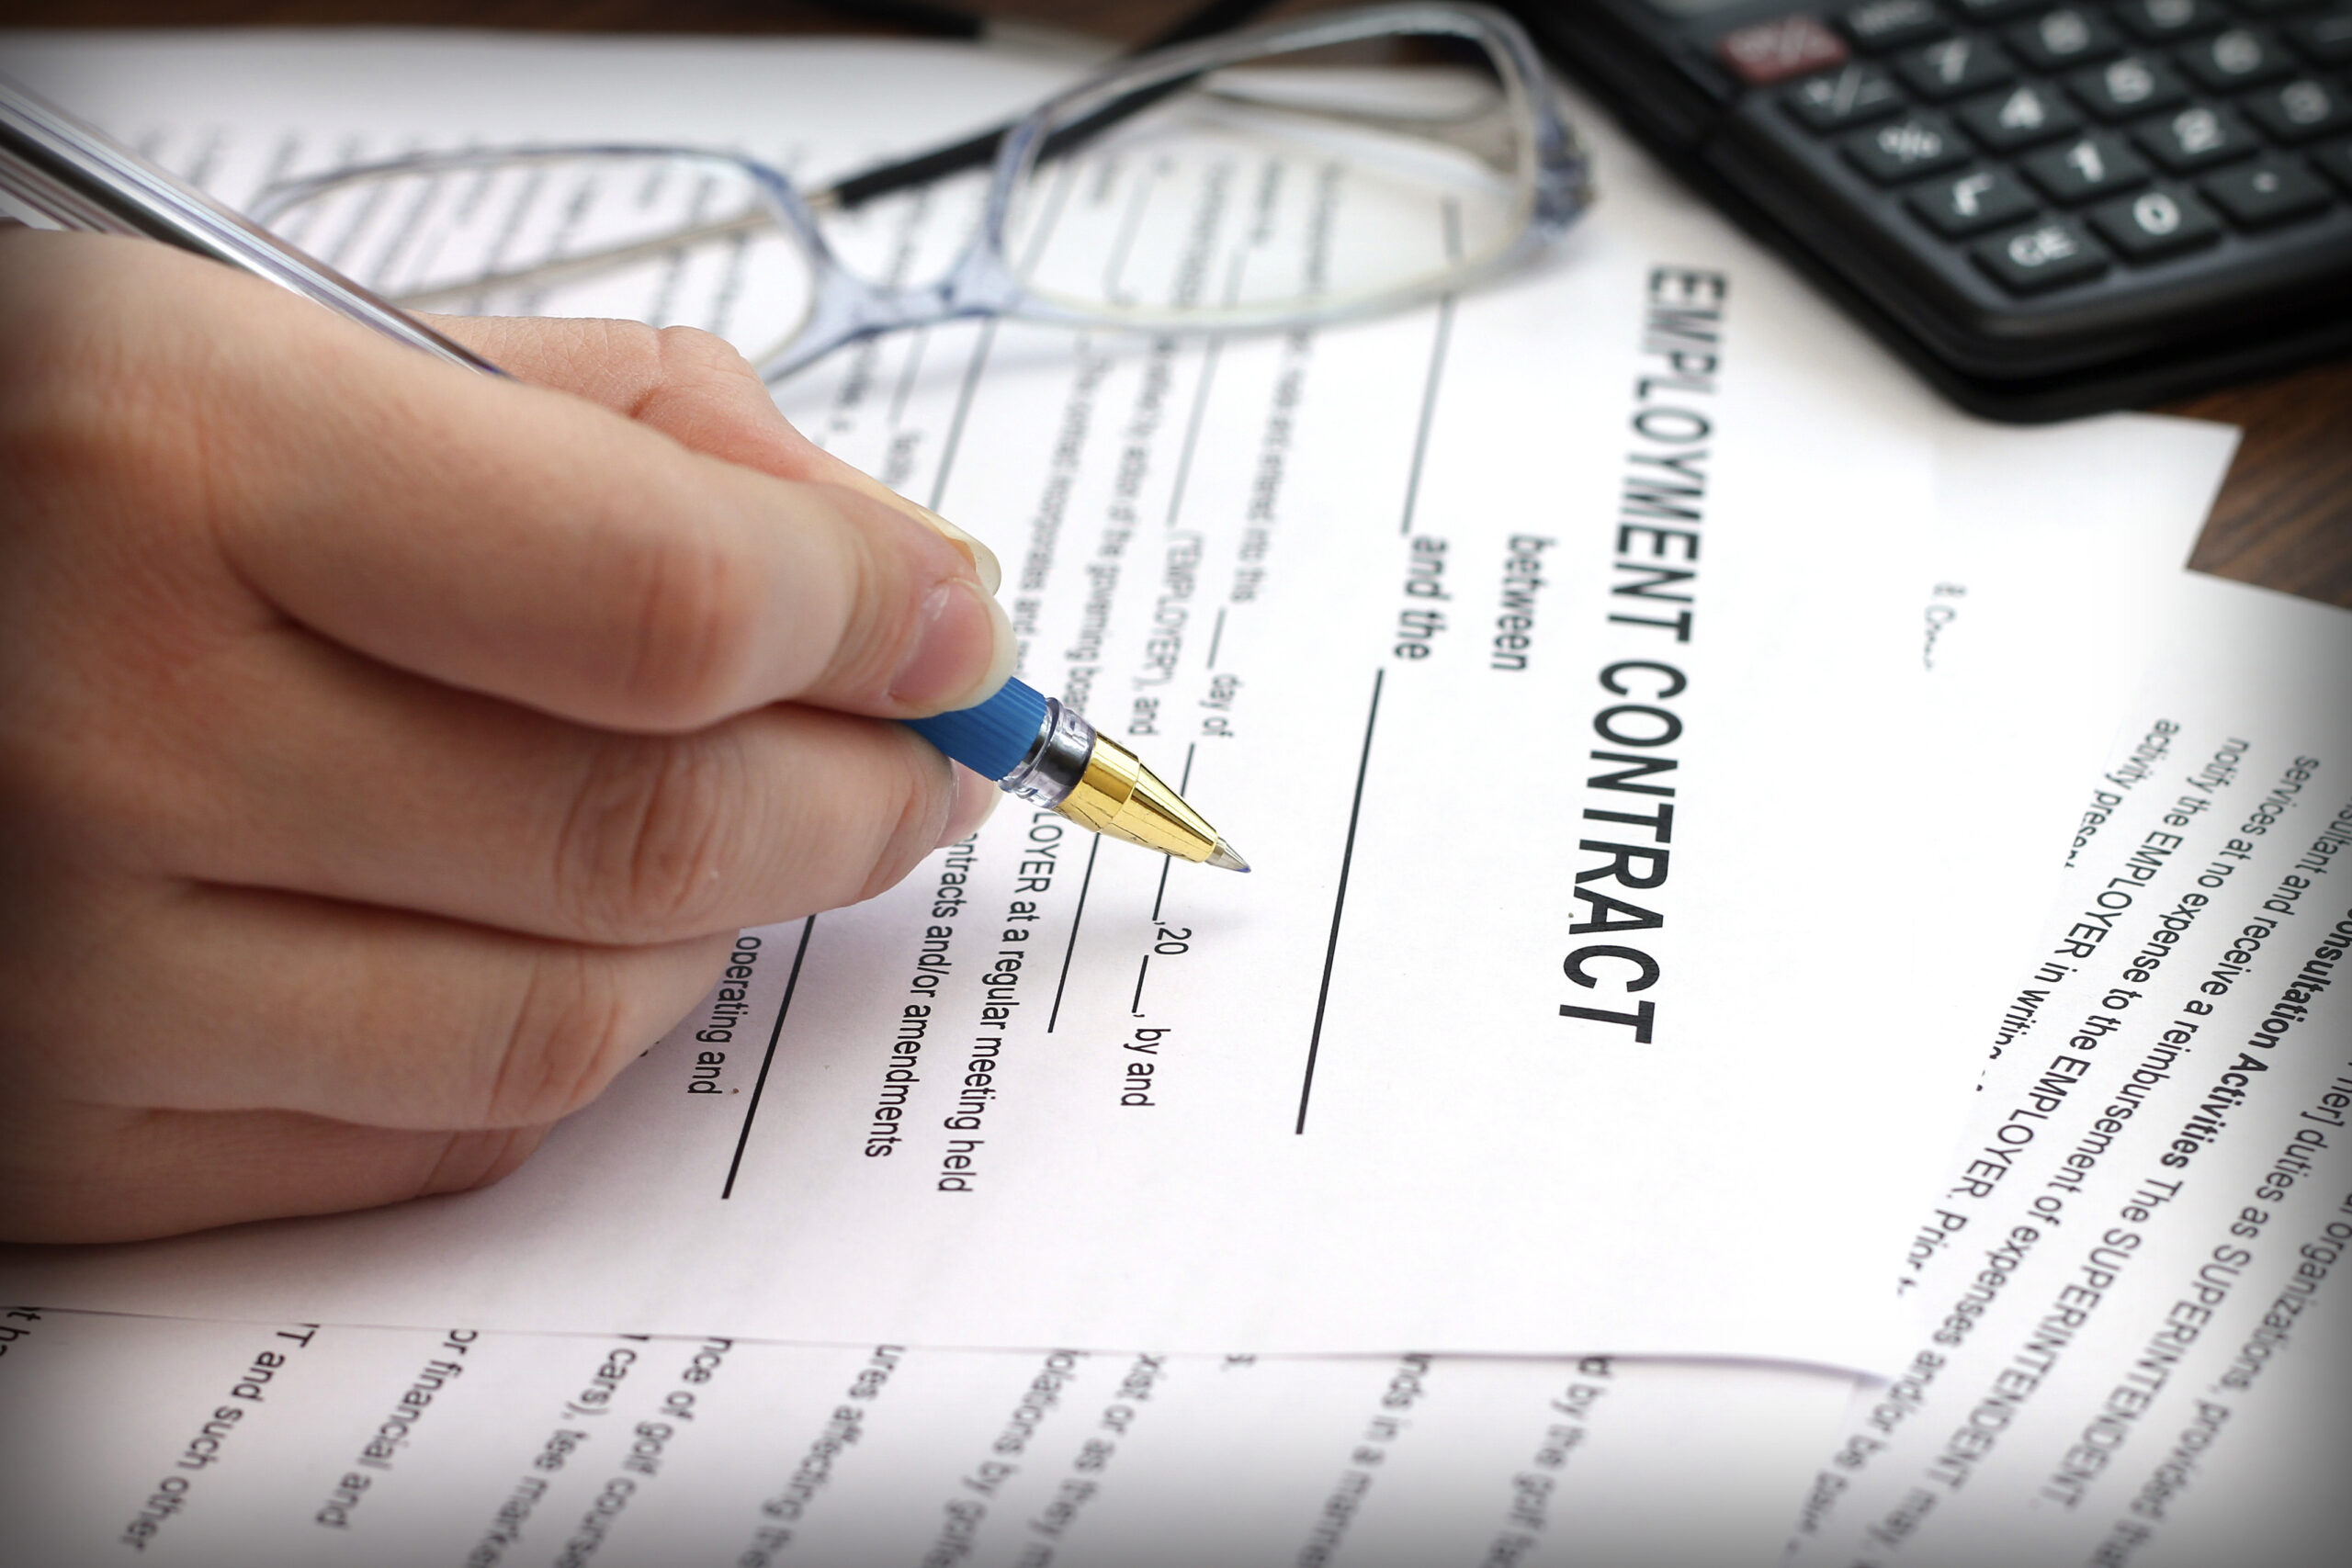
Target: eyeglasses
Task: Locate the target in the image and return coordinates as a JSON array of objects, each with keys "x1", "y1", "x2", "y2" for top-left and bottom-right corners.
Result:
[{"x1": 246, "y1": 2, "x2": 1591, "y2": 382}]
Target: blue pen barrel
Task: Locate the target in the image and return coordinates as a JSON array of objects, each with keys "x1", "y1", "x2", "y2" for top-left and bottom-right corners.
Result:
[{"x1": 902, "y1": 678, "x2": 1049, "y2": 782}]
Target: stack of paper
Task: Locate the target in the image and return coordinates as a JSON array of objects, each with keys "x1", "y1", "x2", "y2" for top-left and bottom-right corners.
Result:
[{"x1": 0, "y1": 29, "x2": 2342, "y2": 1568}]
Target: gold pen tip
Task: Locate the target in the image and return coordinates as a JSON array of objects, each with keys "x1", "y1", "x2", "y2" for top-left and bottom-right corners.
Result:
[{"x1": 1206, "y1": 840, "x2": 1250, "y2": 873}]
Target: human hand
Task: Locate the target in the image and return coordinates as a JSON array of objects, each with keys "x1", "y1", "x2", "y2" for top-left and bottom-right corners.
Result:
[{"x1": 0, "y1": 229, "x2": 1011, "y2": 1243}]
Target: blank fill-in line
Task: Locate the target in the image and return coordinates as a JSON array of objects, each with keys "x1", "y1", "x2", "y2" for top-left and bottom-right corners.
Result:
[
  {"x1": 1046, "y1": 836, "x2": 1104, "y2": 1034},
  {"x1": 926, "y1": 318, "x2": 998, "y2": 516},
  {"x1": 720, "y1": 915, "x2": 817, "y2": 1200},
  {"x1": 1396, "y1": 299, "x2": 1455, "y2": 538},
  {"x1": 887, "y1": 326, "x2": 930, "y2": 428},
  {"x1": 1295, "y1": 668, "x2": 1385, "y2": 1134},
  {"x1": 1397, "y1": 198, "x2": 1464, "y2": 537},
  {"x1": 1149, "y1": 742, "x2": 1199, "y2": 924}
]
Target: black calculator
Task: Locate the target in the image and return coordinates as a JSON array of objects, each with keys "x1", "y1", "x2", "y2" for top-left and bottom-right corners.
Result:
[{"x1": 1504, "y1": 0, "x2": 2352, "y2": 416}]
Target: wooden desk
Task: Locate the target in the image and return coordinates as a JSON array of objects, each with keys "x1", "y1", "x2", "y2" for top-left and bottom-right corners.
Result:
[{"x1": 17, "y1": 0, "x2": 2350, "y2": 607}]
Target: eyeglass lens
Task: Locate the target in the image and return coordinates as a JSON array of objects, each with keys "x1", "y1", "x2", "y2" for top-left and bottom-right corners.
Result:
[
  {"x1": 251, "y1": 22, "x2": 1541, "y2": 370},
  {"x1": 1004, "y1": 31, "x2": 1532, "y2": 320}
]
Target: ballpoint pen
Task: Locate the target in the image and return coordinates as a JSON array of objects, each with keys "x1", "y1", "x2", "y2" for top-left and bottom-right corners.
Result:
[{"x1": 0, "y1": 76, "x2": 1248, "y2": 873}]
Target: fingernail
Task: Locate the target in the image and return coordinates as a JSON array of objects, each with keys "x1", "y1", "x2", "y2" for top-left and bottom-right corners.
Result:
[
  {"x1": 905, "y1": 502, "x2": 1002, "y2": 596},
  {"x1": 891, "y1": 580, "x2": 1016, "y2": 711},
  {"x1": 937, "y1": 763, "x2": 1001, "y2": 847}
]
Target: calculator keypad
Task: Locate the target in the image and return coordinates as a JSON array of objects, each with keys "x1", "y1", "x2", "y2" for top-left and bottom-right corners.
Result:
[
  {"x1": 2024, "y1": 130, "x2": 2154, "y2": 194},
  {"x1": 1758, "y1": 0, "x2": 2352, "y2": 298},
  {"x1": 1959, "y1": 80, "x2": 2087, "y2": 143},
  {"x1": 2241, "y1": 75, "x2": 2352, "y2": 137},
  {"x1": 2089, "y1": 182, "x2": 2227, "y2": 250},
  {"x1": 1899, "y1": 34, "x2": 2021, "y2": 94},
  {"x1": 2201, "y1": 152, "x2": 2335, "y2": 216},
  {"x1": 1973, "y1": 216, "x2": 2111, "y2": 285},
  {"x1": 2069, "y1": 52, "x2": 2193, "y2": 117},
  {"x1": 1846, "y1": 110, "x2": 1975, "y2": 175},
  {"x1": 2177, "y1": 25, "x2": 2297, "y2": 87},
  {"x1": 2113, "y1": 0, "x2": 2228, "y2": 40},
  {"x1": 2007, "y1": 6, "x2": 2124, "y2": 69},
  {"x1": 1909, "y1": 164, "x2": 2046, "y2": 227},
  {"x1": 2133, "y1": 102, "x2": 2258, "y2": 168},
  {"x1": 1844, "y1": 0, "x2": 1954, "y2": 49},
  {"x1": 1786, "y1": 63, "x2": 1909, "y2": 127}
]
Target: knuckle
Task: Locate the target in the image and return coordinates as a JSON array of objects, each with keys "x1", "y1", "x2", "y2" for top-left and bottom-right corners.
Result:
[
  {"x1": 576, "y1": 315, "x2": 663, "y2": 368},
  {"x1": 653, "y1": 322, "x2": 761, "y2": 387},
  {"x1": 487, "y1": 948, "x2": 640, "y2": 1125},
  {"x1": 553, "y1": 734, "x2": 747, "y2": 941},
  {"x1": 565, "y1": 317, "x2": 667, "y2": 403}
]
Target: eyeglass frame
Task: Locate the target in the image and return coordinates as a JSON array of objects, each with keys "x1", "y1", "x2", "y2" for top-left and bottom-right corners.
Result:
[{"x1": 248, "y1": 1, "x2": 1593, "y2": 383}]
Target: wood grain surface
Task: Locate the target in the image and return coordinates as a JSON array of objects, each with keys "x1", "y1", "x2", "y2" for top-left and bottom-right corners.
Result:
[{"x1": 8, "y1": 0, "x2": 2346, "y2": 607}]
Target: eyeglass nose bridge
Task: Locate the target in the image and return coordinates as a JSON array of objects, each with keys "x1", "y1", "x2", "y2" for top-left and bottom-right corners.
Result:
[{"x1": 763, "y1": 228, "x2": 1034, "y2": 380}]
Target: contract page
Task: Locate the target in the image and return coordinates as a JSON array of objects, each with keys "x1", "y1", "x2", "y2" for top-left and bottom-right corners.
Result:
[
  {"x1": 0, "y1": 32, "x2": 2217, "y2": 1368},
  {"x1": 1785, "y1": 578, "x2": 2352, "y2": 1568},
  {"x1": 0, "y1": 1309, "x2": 1858, "y2": 1568}
]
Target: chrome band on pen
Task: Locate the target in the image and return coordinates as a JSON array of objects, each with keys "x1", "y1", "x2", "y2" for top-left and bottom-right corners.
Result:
[{"x1": 997, "y1": 697, "x2": 1096, "y2": 807}]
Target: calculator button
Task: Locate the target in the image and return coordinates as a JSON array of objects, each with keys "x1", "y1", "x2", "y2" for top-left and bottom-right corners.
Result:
[
  {"x1": 1784, "y1": 64, "x2": 1907, "y2": 129},
  {"x1": 1845, "y1": 111, "x2": 1975, "y2": 177},
  {"x1": 1960, "y1": 81, "x2": 2086, "y2": 146},
  {"x1": 2310, "y1": 137, "x2": 2352, "y2": 189},
  {"x1": 1907, "y1": 165, "x2": 2042, "y2": 231},
  {"x1": 2200, "y1": 155, "x2": 2336, "y2": 221},
  {"x1": 2132, "y1": 103, "x2": 2259, "y2": 169},
  {"x1": 1720, "y1": 17, "x2": 1852, "y2": 85},
  {"x1": 2068, "y1": 53, "x2": 2193, "y2": 118},
  {"x1": 2114, "y1": 0, "x2": 2227, "y2": 42},
  {"x1": 2023, "y1": 131, "x2": 2154, "y2": 198},
  {"x1": 2177, "y1": 27, "x2": 2296, "y2": 89},
  {"x1": 2284, "y1": 7, "x2": 2352, "y2": 64},
  {"x1": 2007, "y1": 7, "x2": 2123, "y2": 71},
  {"x1": 2243, "y1": 76, "x2": 2352, "y2": 139},
  {"x1": 1898, "y1": 35, "x2": 2018, "y2": 98},
  {"x1": 1841, "y1": 0, "x2": 1951, "y2": 51},
  {"x1": 2088, "y1": 183, "x2": 2225, "y2": 254},
  {"x1": 1973, "y1": 218, "x2": 2112, "y2": 289}
]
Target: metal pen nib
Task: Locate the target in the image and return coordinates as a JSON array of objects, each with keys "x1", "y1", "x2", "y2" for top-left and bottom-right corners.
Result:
[
  {"x1": 908, "y1": 682, "x2": 1242, "y2": 868},
  {"x1": 1046, "y1": 730, "x2": 1238, "y2": 867}
]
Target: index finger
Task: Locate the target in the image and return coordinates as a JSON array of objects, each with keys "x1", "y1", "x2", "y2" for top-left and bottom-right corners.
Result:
[{"x1": 432, "y1": 315, "x2": 1004, "y2": 595}]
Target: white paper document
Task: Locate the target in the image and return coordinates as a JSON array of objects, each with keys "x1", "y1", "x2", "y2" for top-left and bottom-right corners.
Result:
[
  {"x1": 0, "y1": 30, "x2": 2236, "y2": 1371},
  {"x1": 1785, "y1": 578, "x2": 2352, "y2": 1568},
  {"x1": 0, "y1": 1309, "x2": 1859, "y2": 1568}
]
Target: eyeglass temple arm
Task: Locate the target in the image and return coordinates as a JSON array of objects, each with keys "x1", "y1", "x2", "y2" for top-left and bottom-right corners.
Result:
[{"x1": 817, "y1": 0, "x2": 1281, "y2": 211}]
